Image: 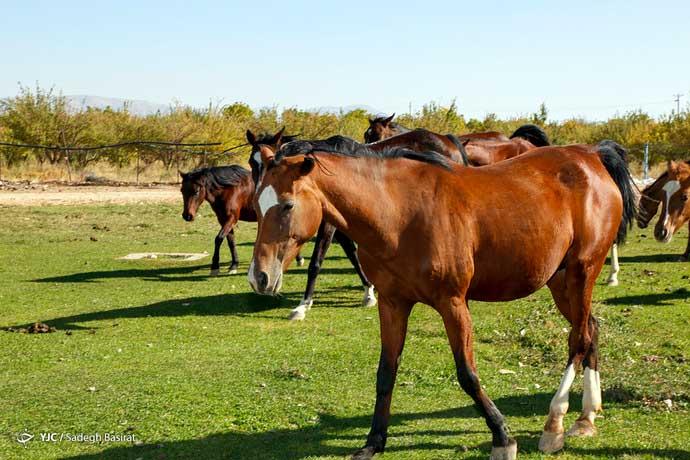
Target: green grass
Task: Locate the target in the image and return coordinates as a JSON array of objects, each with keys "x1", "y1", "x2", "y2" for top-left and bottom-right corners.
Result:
[{"x1": 0, "y1": 203, "x2": 689, "y2": 460}]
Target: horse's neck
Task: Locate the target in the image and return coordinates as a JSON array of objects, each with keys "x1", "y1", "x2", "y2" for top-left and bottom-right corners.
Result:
[{"x1": 313, "y1": 158, "x2": 413, "y2": 253}]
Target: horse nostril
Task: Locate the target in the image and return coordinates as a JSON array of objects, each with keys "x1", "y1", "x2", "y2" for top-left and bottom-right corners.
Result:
[{"x1": 258, "y1": 272, "x2": 269, "y2": 290}]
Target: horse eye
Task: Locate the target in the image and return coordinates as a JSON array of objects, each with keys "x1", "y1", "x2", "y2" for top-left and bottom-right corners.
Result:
[
  {"x1": 682, "y1": 194, "x2": 689, "y2": 202},
  {"x1": 282, "y1": 202, "x2": 294, "y2": 212}
]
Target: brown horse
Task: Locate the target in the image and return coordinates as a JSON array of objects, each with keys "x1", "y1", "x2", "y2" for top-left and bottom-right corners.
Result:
[
  {"x1": 462, "y1": 124, "x2": 550, "y2": 166},
  {"x1": 246, "y1": 129, "x2": 376, "y2": 320},
  {"x1": 647, "y1": 161, "x2": 690, "y2": 260},
  {"x1": 248, "y1": 140, "x2": 636, "y2": 459},
  {"x1": 364, "y1": 113, "x2": 508, "y2": 144},
  {"x1": 180, "y1": 166, "x2": 304, "y2": 274}
]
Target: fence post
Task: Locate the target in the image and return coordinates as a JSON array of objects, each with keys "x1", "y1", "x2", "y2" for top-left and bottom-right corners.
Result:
[
  {"x1": 643, "y1": 142, "x2": 649, "y2": 180},
  {"x1": 65, "y1": 151, "x2": 72, "y2": 183},
  {"x1": 136, "y1": 152, "x2": 140, "y2": 185}
]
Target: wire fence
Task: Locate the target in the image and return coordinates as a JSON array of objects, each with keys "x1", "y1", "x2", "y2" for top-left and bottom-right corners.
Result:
[{"x1": 0, "y1": 139, "x2": 251, "y2": 184}]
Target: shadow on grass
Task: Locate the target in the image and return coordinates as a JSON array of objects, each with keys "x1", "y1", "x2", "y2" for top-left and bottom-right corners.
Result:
[
  {"x1": 32, "y1": 262, "x2": 358, "y2": 284},
  {"x1": 1, "y1": 289, "x2": 365, "y2": 331},
  {"x1": 616, "y1": 253, "x2": 687, "y2": 264},
  {"x1": 603, "y1": 288, "x2": 690, "y2": 306},
  {"x1": 59, "y1": 397, "x2": 687, "y2": 460}
]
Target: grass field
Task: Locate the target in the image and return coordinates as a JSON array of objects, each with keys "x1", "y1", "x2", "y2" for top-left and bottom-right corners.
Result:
[{"x1": 1, "y1": 202, "x2": 689, "y2": 460}]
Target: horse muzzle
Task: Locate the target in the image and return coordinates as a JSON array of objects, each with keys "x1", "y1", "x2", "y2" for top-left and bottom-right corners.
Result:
[{"x1": 248, "y1": 258, "x2": 283, "y2": 295}]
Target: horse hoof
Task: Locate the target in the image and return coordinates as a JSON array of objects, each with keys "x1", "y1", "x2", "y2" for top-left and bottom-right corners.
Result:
[
  {"x1": 490, "y1": 439, "x2": 517, "y2": 460},
  {"x1": 351, "y1": 446, "x2": 376, "y2": 460},
  {"x1": 538, "y1": 430, "x2": 565, "y2": 454},
  {"x1": 288, "y1": 311, "x2": 306, "y2": 321},
  {"x1": 210, "y1": 269, "x2": 221, "y2": 276},
  {"x1": 228, "y1": 267, "x2": 238, "y2": 275},
  {"x1": 606, "y1": 278, "x2": 618, "y2": 287},
  {"x1": 296, "y1": 257, "x2": 305, "y2": 267},
  {"x1": 567, "y1": 419, "x2": 596, "y2": 437},
  {"x1": 362, "y1": 286, "x2": 377, "y2": 307}
]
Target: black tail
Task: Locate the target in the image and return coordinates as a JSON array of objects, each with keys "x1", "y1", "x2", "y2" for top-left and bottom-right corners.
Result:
[
  {"x1": 510, "y1": 124, "x2": 550, "y2": 147},
  {"x1": 597, "y1": 140, "x2": 637, "y2": 244},
  {"x1": 445, "y1": 133, "x2": 470, "y2": 166}
]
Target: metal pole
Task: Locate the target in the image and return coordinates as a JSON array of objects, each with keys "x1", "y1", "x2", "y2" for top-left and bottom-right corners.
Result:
[{"x1": 643, "y1": 142, "x2": 649, "y2": 180}]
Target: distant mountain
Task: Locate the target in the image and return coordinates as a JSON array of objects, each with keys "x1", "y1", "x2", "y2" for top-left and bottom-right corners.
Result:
[
  {"x1": 63, "y1": 96, "x2": 384, "y2": 117},
  {"x1": 65, "y1": 95, "x2": 171, "y2": 116}
]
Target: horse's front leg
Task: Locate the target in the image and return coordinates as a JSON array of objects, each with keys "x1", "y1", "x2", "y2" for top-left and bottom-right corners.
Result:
[
  {"x1": 289, "y1": 221, "x2": 336, "y2": 320},
  {"x1": 211, "y1": 217, "x2": 236, "y2": 276},
  {"x1": 440, "y1": 296, "x2": 516, "y2": 459},
  {"x1": 334, "y1": 230, "x2": 376, "y2": 307},
  {"x1": 352, "y1": 295, "x2": 413, "y2": 460},
  {"x1": 680, "y1": 222, "x2": 690, "y2": 261}
]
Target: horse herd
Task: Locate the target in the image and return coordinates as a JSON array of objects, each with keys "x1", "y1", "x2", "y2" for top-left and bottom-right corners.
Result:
[{"x1": 178, "y1": 116, "x2": 690, "y2": 460}]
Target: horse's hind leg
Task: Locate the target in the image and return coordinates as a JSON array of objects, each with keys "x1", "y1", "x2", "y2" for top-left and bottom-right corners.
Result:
[
  {"x1": 289, "y1": 221, "x2": 336, "y2": 321},
  {"x1": 540, "y1": 258, "x2": 603, "y2": 453},
  {"x1": 606, "y1": 244, "x2": 619, "y2": 286},
  {"x1": 440, "y1": 297, "x2": 516, "y2": 459},
  {"x1": 567, "y1": 316, "x2": 601, "y2": 438},
  {"x1": 334, "y1": 230, "x2": 376, "y2": 307},
  {"x1": 226, "y1": 228, "x2": 239, "y2": 274}
]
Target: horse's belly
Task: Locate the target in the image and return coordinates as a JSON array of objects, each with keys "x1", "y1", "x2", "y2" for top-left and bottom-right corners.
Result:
[{"x1": 467, "y1": 238, "x2": 569, "y2": 301}]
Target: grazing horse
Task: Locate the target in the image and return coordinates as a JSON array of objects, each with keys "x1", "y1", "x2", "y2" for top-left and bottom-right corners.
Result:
[
  {"x1": 645, "y1": 161, "x2": 690, "y2": 260},
  {"x1": 246, "y1": 129, "x2": 376, "y2": 320},
  {"x1": 248, "y1": 139, "x2": 636, "y2": 459},
  {"x1": 180, "y1": 166, "x2": 256, "y2": 275}
]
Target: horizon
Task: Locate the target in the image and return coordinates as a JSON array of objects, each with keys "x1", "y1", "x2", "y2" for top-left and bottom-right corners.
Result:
[{"x1": 3, "y1": 1, "x2": 690, "y2": 122}]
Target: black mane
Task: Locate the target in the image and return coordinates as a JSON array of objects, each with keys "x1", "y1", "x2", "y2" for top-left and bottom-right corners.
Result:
[
  {"x1": 277, "y1": 135, "x2": 451, "y2": 169},
  {"x1": 184, "y1": 165, "x2": 250, "y2": 189},
  {"x1": 253, "y1": 132, "x2": 299, "y2": 146}
]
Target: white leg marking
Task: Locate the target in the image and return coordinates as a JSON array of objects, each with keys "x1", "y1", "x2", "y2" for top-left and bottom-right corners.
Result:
[
  {"x1": 567, "y1": 367, "x2": 600, "y2": 437},
  {"x1": 362, "y1": 285, "x2": 377, "y2": 307},
  {"x1": 490, "y1": 441, "x2": 517, "y2": 460},
  {"x1": 257, "y1": 184, "x2": 279, "y2": 217},
  {"x1": 539, "y1": 363, "x2": 576, "y2": 453},
  {"x1": 607, "y1": 244, "x2": 619, "y2": 286}
]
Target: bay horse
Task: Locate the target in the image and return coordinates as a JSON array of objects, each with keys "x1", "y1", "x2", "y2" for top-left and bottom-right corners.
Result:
[
  {"x1": 246, "y1": 128, "x2": 471, "y2": 319},
  {"x1": 246, "y1": 129, "x2": 376, "y2": 320},
  {"x1": 180, "y1": 166, "x2": 303, "y2": 275},
  {"x1": 364, "y1": 113, "x2": 508, "y2": 144},
  {"x1": 248, "y1": 139, "x2": 636, "y2": 459},
  {"x1": 641, "y1": 160, "x2": 690, "y2": 260},
  {"x1": 461, "y1": 124, "x2": 550, "y2": 166}
]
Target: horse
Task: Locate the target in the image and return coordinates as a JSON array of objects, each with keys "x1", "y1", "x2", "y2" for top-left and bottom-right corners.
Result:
[
  {"x1": 246, "y1": 129, "x2": 376, "y2": 320},
  {"x1": 180, "y1": 165, "x2": 304, "y2": 275},
  {"x1": 461, "y1": 124, "x2": 550, "y2": 166},
  {"x1": 247, "y1": 139, "x2": 636, "y2": 460},
  {"x1": 642, "y1": 160, "x2": 690, "y2": 260},
  {"x1": 364, "y1": 113, "x2": 508, "y2": 144},
  {"x1": 246, "y1": 128, "x2": 473, "y2": 320}
]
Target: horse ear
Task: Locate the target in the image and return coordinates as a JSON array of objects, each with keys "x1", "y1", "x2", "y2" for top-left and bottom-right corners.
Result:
[
  {"x1": 272, "y1": 126, "x2": 286, "y2": 146},
  {"x1": 668, "y1": 160, "x2": 678, "y2": 173},
  {"x1": 368, "y1": 118, "x2": 374, "y2": 125},
  {"x1": 383, "y1": 113, "x2": 395, "y2": 125},
  {"x1": 179, "y1": 169, "x2": 187, "y2": 179},
  {"x1": 300, "y1": 157, "x2": 315, "y2": 175},
  {"x1": 246, "y1": 129, "x2": 257, "y2": 146}
]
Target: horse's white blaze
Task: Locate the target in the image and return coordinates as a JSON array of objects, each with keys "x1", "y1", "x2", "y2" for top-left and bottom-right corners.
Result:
[
  {"x1": 550, "y1": 363, "x2": 576, "y2": 421},
  {"x1": 661, "y1": 180, "x2": 681, "y2": 227},
  {"x1": 582, "y1": 367, "x2": 601, "y2": 423},
  {"x1": 257, "y1": 184, "x2": 279, "y2": 217}
]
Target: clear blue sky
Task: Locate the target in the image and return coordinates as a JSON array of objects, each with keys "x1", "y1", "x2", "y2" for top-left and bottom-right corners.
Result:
[{"x1": 3, "y1": 0, "x2": 689, "y2": 120}]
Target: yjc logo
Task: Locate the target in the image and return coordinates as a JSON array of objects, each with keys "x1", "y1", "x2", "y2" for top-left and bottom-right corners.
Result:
[{"x1": 16, "y1": 430, "x2": 34, "y2": 447}]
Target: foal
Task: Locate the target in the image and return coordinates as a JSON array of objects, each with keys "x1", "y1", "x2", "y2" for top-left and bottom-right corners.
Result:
[
  {"x1": 249, "y1": 140, "x2": 636, "y2": 459},
  {"x1": 180, "y1": 166, "x2": 257, "y2": 275}
]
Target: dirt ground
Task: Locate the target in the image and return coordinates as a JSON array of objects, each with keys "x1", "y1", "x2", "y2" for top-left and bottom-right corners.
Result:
[{"x1": 0, "y1": 181, "x2": 179, "y2": 205}]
